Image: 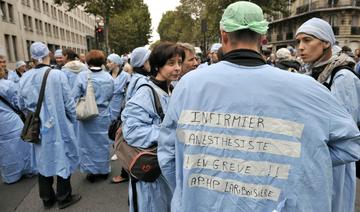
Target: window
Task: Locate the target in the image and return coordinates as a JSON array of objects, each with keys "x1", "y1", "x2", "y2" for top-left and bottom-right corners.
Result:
[
  {"x1": 64, "y1": 14, "x2": 68, "y2": 25},
  {"x1": 39, "y1": 20, "x2": 43, "y2": 33},
  {"x1": 23, "y1": 14, "x2": 28, "y2": 30},
  {"x1": 33, "y1": 0, "x2": 40, "y2": 11},
  {"x1": 58, "y1": 10, "x2": 63, "y2": 22},
  {"x1": 1, "y1": 1, "x2": 6, "y2": 21},
  {"x1": 4, "y1": 34, "x2": 12, "y2": 61},
  {"x1": 8, "y1": 3, "x2": 13, "y2": 23},
  {"x1": 28, "y1": 16, "x2": 33, "y2": 31},
  {"x1": 12, "y1": 36, "x2": 18, "y2": 61}
]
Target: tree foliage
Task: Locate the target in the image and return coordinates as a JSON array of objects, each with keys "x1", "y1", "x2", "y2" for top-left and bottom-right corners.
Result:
[
  {"x1": 157, "y1": 0, "x2": 290, "y2": 50},
  {"x1": 109, "y1": 0, "x2": 151, "y2": 54}
]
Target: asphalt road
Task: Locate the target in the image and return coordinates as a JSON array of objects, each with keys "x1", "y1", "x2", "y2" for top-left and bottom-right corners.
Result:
[
  {"x1": 2, "y1": 161, "x2": 360, "y2": 212},
  {"x1": 0, "y1": 158, "x2": 129, "y2": 212}
]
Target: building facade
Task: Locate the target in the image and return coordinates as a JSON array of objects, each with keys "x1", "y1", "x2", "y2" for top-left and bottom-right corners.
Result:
[
  {"x1": 0, "y1": 0, "x2": 96, "y2": 68},
  {"x1": 268, "y1": 0, "x2": 360, "y2": 51}
]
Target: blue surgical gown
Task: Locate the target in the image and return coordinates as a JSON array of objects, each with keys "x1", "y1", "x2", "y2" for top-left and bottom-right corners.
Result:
[
  {"x1": 109, "y1": 70, "x2": 131, "y2": 121},
  {"x1": 73, "y1": 69, "x2": 114, "y2": 174},
  {"x1": 158, "y1": 61, "x2": 360, "y2": 212},
  {"x1": 19, "y1": 66, "x2": 78, "y2": 179},
  {"x1": 0, "y1": 79, "x2": 36, "y2": 183},
  {"x1": 121, "y1": 78, "x2": 172, "y2": 212},
  {"x1": 329, "y1": 69, "x2": 360, "y2": 212}
]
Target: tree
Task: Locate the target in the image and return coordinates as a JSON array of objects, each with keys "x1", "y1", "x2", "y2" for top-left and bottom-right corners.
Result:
[
  {"x1": 158, "y1": 0, "x2": 290, "y2": 52},
  {"x1": 54, "y1": 0, "x2": 130, "y2": 53},
  {"x1": 108, "y1": 0, "x2": 151, "y2": 54}
]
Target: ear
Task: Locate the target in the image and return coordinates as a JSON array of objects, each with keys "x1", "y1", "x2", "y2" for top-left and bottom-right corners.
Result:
[
  {"x1": 323, "y1": 42, "x2": 331, "y2": 50},
  {"x1": 220, "y1": 30, "x2": 228, "y2": 45}
]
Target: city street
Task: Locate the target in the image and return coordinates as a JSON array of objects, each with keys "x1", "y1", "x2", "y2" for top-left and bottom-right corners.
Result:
[
  {"x1": 0, "y1": 158, "x2": 129, "y2": 212},
  {"x1": 2, "y1": 159, "x2": 360, "y2": 212}
]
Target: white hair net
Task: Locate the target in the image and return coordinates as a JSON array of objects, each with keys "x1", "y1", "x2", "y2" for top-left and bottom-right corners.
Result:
[
  {"x1": 296, "y1": 18, "x2": 336, "y2": 46},
  {"x1": 107, "y1": 53, "x2": 123, "y2": 66},
  {"x1": 30, "y1": 42, "x2": 50, "y2": 63},
  {"x1": 130, "y1": 47, "x2": 151, "y2": 68}
]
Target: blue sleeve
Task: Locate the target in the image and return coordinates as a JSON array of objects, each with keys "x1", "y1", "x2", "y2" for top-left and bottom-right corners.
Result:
[
  {"x1": 157, "y1": 83, "x2": 184, "y2": 191},
  {"x1": 121, "y1": 86, "x2": 160, "y2": 148},
  {"x1": 109, "y1": 74, "x2": 129, "y2": 120},
  {"x1": 60, "y1": 73, "x2": 76, "y2": 123},
  {"x1": 72, "y1": 72, "x2": 85, "y2": 102},
  {"x1": 331, "y1": 70, "x2": 360, "y2": 123}
]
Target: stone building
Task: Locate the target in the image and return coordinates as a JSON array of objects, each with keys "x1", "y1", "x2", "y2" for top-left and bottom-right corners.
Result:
[
  {"x1": 0, "y1": 0, "x2": 95, "y2": 68},
  {"x1": 268, "y1": 0, "x2": 360, "y2": 52}
]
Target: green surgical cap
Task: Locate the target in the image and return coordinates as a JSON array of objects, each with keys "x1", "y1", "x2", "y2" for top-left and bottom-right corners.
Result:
[{"x1": 220, "y1": 1, "x2": 268, "y2": 35}]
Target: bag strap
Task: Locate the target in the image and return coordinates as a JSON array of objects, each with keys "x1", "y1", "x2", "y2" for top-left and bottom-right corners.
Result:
[
  {"x1": 35, "y1": 68, "x2": 52, "y2": 117},
  {"x1": 117, "y1": 77, "x2": 142, "y2": 120},
  {"x1": 131, "y1": 177, "x2": 138, "y2": 212},
  {"x1": 136, "y1": 83, "x2": 164, "y2": 121},
  {"x1": 323, "y1": 65, "x2": 355, "y2": 90},
  {"x1": 0, "y1": 95, "x2": 20, "y2": 113}
]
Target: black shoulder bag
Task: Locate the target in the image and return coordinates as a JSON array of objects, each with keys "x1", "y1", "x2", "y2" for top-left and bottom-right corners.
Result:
[
  {"x1": 21, "y1": 68, "x2": 52, "y2": 144},
  {"x1": 0, "y1": 95, "x2": 26, "y2": 122}
]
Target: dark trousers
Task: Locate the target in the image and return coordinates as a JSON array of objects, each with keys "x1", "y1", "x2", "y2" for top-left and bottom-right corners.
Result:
[{"x1": 38, "y1": 174, "x2": 72, "y2": 202}]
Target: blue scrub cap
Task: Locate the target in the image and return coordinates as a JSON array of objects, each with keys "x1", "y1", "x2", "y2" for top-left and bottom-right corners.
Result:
[
  {"x1": 54, "y1": 49, "x2": 63, "y2": 57},
  {"x1": 296, "y1": 18, "x2": 336, "y2": 46},
  {"x1": 30, "y1": 42, "x2": 50, "y2": 63},
  {"x1": 107, "y1": 53, "x2": 123, "y2": 66},
  {"x1": 210, "y1": 43, "x2": 222, "y2": 53},
  {"x1": 15, "y1": 60, "x2": 26, "y2": 69},
  {"x1": 130, "y1": 47, "x2": 151, "y2": 68}
]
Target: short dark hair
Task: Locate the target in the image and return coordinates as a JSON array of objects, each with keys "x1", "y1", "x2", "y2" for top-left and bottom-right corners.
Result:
[
  {"x1": 227, "y1": 29, "x2": 261, "y2": 45},
  {"x1": 86, "y1": 50, "x2": 106, "y2": 67},
  {"x1": 149, "y1": 42, "x2": 185, "y2": 76},
  {"x1": 63, "y1": 48, "x2": 78, "y2": 61}
]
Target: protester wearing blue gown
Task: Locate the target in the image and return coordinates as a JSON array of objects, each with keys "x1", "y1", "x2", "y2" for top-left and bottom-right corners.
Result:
[
  {"x1": 0, "y1": 67, "x2": 36, "y2": 184},
  {"x1": 0, "y1": 55, "x2": 20, "y2": 84},
  {"x1": 121, "y1": 43, "x2": 184, "y2": 212},
  {"x1": 107, "y1": 53, "x2": 130, "y2": 121},
  {"x1": 296, "y1": 17, "x2": 360, "y2": 212},
  {"x1": 158, "y1": 2, "x2": 360, "y2": 212},
  {"x1": 125, "y1": 47, "x2": 151, "y2": 101},
  {"x1": 61, "y1": 48, "x2": 86, "y2": 89},
  {"x1": 20, "y1": 42, "x2": 80, "y2": 209},
  {"x1": 73, "y1": 50, "x2": 114, "y2": 182}
]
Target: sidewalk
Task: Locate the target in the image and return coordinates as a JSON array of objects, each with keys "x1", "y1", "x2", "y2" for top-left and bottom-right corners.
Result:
[{"x1": 0, "y1": 160, "x2": 129, "y2": 212}]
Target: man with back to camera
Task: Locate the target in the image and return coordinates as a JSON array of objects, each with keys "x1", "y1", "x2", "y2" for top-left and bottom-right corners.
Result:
[{"x1": 157, "y1": 1, "x2": 360, "y2": 211}]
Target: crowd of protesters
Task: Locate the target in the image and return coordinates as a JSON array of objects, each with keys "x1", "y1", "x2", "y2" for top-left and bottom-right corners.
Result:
[{"x1": 1, "y1": 1, "x2": 360, "y2": 211}]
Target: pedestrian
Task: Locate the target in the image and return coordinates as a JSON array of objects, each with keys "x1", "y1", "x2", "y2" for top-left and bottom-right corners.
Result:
[
  {"x1": 0, "y1": 66, "x2": 36, "y2": 184},
  {"x1": 172, "y1": 42, "x2": 199, "y2": 87},
  {"x1": 125, "y1": 47, "x2": 151, "y2": 101},
  {"x1": 0, "y1": 55, "x2": 20, "y2": 84},
  {"x1": 54, "y1": 49, "x2": 65, "y2": 70},
  {"x1": 73, "y1": 50, "x2": 114, "y2": 183},
  {"x1": 296, "y1": 17, "x2": 360, "y2": 212},
  {"x1": 158, "y1": 2, "x2": 360, "y2": 211},
  {"x1": 20, "y1": 42, "x2": 80, "y2": 209},
  {"x1": 107, "y1": 53, "x2": 130, "y2": 164},
  {"x1": 111, "y1": 48, "x2": 151, "y2": 184},
  {"x1": 15, "y1": 60, "x2": 27, "y2": 77},
  {"x1": 121, "y1": 42, "x2": 184, "y2": 212},
  {"x1": 275, "y1": 48, "x2": 301, "y2": 72},
  {"x1": 61, "y1": 48, "x2": 86, "y2": 89}
]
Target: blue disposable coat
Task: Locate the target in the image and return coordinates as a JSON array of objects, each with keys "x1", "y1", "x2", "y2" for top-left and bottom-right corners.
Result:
[
  {"x1": 7, "y1": 70, "x2": 20, "y2": 84},
  {"x1": 109, "y1": 70, "x2": 131, "y2": 120},
  {"x1": 61, "y1": 61, "x2": 87, "y2": 89},
  {"x1": 328, "y1": 69, "x2": 360, "y2": 212},
  {"x1": 158, "y1": 61, "x2": 360, "y2": 212},
  {"x1": 19, "y1": 66, "x2": 78, "y2": 178},
  {"x1": 0, "y1": 79, "x2": 36, "y2": 183},
  {"x1": 121, "y1": 78, "x2": 172, "y2": 212},
  {"x1": 73, "y1": 69, "x2": 114, "y2": 174}
]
